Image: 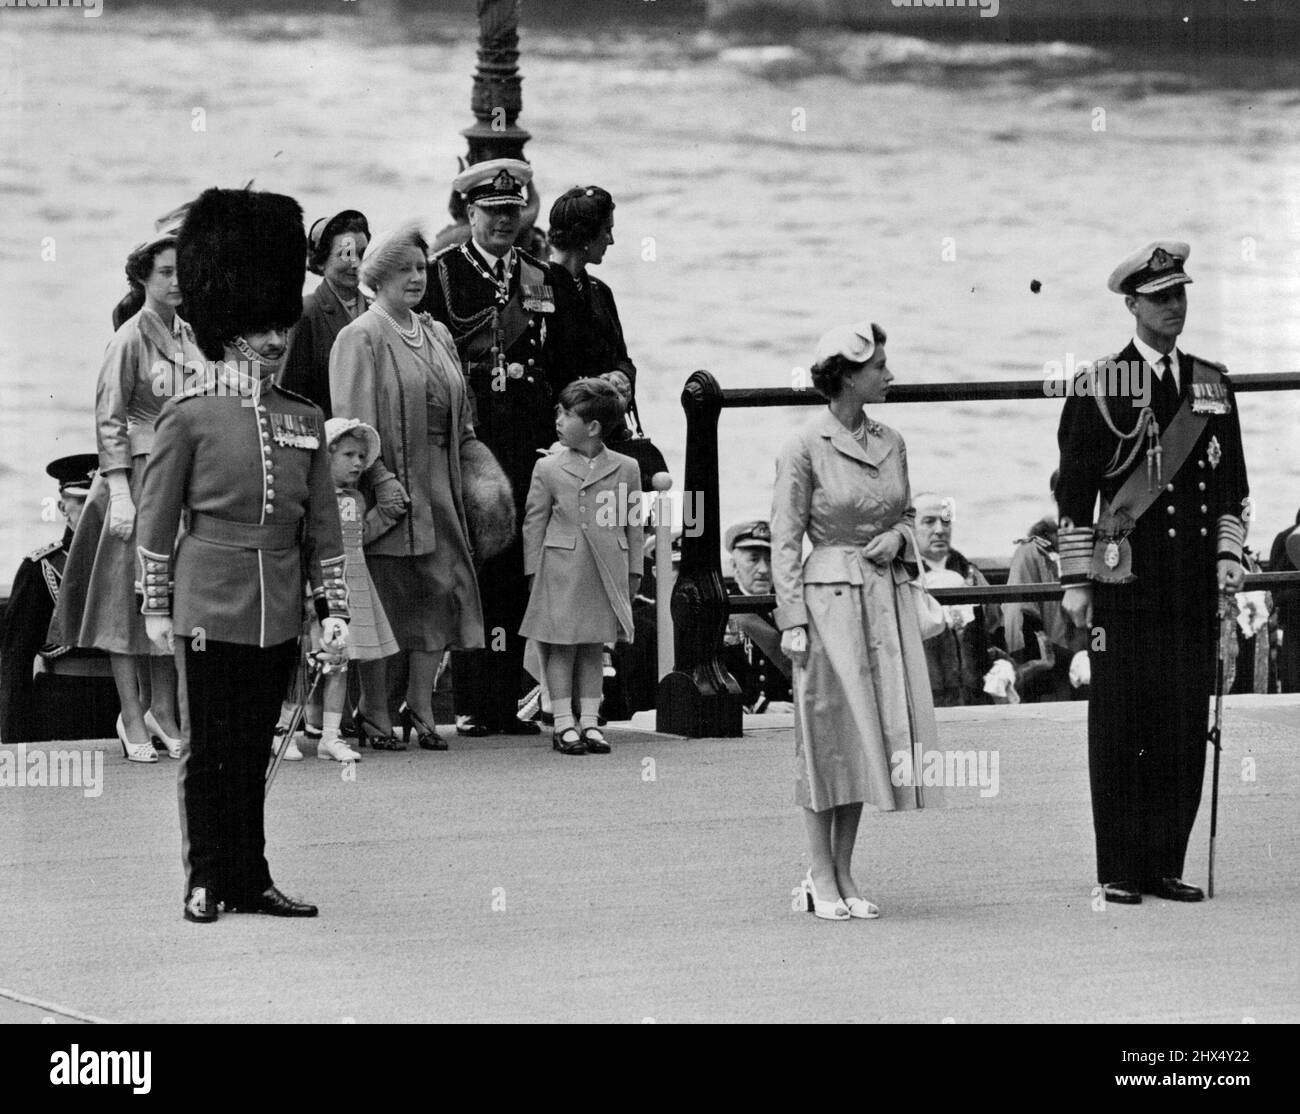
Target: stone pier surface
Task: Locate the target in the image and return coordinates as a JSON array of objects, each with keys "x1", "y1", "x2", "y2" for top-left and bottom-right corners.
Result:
[{"x1": 1, "y1": 698, "x2": 1295, "y2": 1024}]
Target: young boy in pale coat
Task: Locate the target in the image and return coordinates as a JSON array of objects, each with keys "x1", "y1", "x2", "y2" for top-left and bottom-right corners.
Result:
[{"x1": 520, "y1": 379, "x2": 644, "y2": 755}]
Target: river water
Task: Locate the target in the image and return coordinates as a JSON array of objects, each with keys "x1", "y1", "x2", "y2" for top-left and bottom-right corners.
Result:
[{"x1": 1, "y1": 5, "x2": 1298, "y2": 572}]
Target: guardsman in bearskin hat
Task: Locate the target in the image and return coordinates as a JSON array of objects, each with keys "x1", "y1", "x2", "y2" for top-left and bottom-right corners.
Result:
[
  {"x1": 135, "y1": 187, "x2": 350, "y2": 924},
  {"x1": 1056, "y1": 240, "x2": 1249, "y2": 905},
  {"x1": 419, "y1": 159, "x2": 556, "y2": 736},
  {"x1": 0, "y1": 454, "x2": 110, "y2": 742}
]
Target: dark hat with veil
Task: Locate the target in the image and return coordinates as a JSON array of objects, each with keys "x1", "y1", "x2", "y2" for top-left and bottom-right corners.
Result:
[{"x1": 177, "y1": 187, "x2": 306, "y2": 361}]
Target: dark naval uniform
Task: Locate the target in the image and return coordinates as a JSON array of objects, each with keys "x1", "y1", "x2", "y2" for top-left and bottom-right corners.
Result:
[
  {"x1": 722, "y1": 578, "x2": 793, "y2": 712},
  {"x1": 136, "y1": 367, "x2": 348, "y2": 905},
  {"x1": 421, "y1": 240, "x2": 556, "y2": 728},
  {"x1": 1057, "y1": 341, "x2": 1248, "y2": 891},
  {"x1": 0, "y1": 530, "x2": 115, "y2": 743}
]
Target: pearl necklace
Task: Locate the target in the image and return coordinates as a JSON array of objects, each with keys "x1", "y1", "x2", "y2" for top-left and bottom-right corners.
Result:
[{"x1": 374, "y1": 304, "x2": 425, "y2": 348}]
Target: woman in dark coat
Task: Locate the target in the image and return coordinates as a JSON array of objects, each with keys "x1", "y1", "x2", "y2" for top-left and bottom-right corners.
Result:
[
  {"x1": 545, "y1": 186, "x2": 659, "y2": 478},
  {"x1": 279, "y1": 209, "x2": 370, "y2": 417}
]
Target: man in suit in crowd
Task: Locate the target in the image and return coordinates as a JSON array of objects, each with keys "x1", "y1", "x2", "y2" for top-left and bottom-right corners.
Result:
[
  {"x1": 722, "y1": 520, "x2": 793, "y2": 713},
  {"x1": 0, "y1": 454, "x2": 117, "y2": 743},
  {"x1": 1267, "y1": 509, "x2": 1300, "y2": 692},
  {"x1": 421, "y1": 159, "x2": 555, "y2": 736},
  {"x1": 1003, "y1": 471, "x2": 1090, "y2": 702},
  {"x1": 913, "y1": 493, "x2": 1003, "y2": 707},
  {"x1": 1057, "y1": 240, "x2": 1249, "y2": 906}
]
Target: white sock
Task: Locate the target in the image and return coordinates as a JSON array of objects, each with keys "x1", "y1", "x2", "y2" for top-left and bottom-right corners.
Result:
[
  {"x1": 321, "y1": 711, "x2": 342, "y2": 744},
  {"x1": 554, "y1": 710, "x2": 576, "y2": 733},
  {"x1": 578, "y1": 698, "x2": 601, "y2": 730},
  {"x1": 275, "y1": 701, "x2": 294, "y2": 730}
]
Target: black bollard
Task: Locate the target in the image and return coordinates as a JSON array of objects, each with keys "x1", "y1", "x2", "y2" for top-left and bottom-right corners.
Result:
[{"x1": 656, "y1": 370, "x2": 744, "y2": 737}]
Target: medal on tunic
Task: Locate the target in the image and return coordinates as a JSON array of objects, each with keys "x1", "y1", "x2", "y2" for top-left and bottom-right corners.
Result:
[
  {"x1": 1104, "y1": 541, "x2": 1120, "y2": 569},
  {"x1": 1191, "y1": 382, "x2": 1231, "y2": 415},
  {"x1": 271, "y1": 413, "x2": 320, "y2": 449},
  {"x1": 507, "y1": 362, "x2": 525, "y2": 379},
  {"x1": 521, "y1": 284, "x2": 555, "y2": 313},
  {"x1": 1207, "y1": 435, "x2": 1222, "y2": 469}
]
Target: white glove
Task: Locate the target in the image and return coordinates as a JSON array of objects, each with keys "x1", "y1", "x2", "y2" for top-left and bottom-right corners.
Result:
[
  {"x1": 1069, "y1": 650, "x2": 1091, "y2": 689},
  {"x1": 321, "y1": 617, "x2": 349, "y2": 652},
  {"x1": 108, "y1": 492, "x2": 136, "y2": 541},
  {"x1": 780, "y1": 626, "x2": 808, "y2": 667},
  {"x1": 982, "y1": 658, "x2": 1019, "y2": 703},
  {"x1": 145, "y1": 614, "x2": 174, "y2": 653},
  {"x1": 946, "y1": 605, "x2": 975, "y2": 631}
]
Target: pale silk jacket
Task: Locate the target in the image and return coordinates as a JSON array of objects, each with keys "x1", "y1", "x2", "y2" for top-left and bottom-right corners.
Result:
[
  {"x1": 772, "y1": 409, "x2": 920, "y2": 630},
  {"x1": 96, "y1": 306, "x2": 201, "y2": 471}
]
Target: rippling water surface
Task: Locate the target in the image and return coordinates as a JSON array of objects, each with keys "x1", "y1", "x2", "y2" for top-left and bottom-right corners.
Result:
[{"x1": 2, "y1": 8, "x2": 1298, "y2": 571}]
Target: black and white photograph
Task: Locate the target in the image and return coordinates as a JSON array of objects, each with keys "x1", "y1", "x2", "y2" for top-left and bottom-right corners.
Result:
[{"x1": 0, "y1": 0, "x2": 1295, "y2": 1063}]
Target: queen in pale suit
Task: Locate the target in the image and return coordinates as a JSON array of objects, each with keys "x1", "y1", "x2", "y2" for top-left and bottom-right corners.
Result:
[{"x1": 771, "y1": 321, "x2": 941, "y2": 922}]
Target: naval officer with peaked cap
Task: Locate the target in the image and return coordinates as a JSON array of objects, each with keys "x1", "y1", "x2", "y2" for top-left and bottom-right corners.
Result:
[
  {"x1": 1056, "y1": 239, "x2": 1249, "y2": 906},
  {"x1": 420, "y1": 158, "x2": 557, "y2": 736}
]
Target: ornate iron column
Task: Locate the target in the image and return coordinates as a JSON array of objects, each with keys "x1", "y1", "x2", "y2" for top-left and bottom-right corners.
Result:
[
  {"x1": 434, "y1": 0, "x2": 539, "y2": 249},
  {"x1": 462, "y1": 0, "x2": 532, "y2": 164}
]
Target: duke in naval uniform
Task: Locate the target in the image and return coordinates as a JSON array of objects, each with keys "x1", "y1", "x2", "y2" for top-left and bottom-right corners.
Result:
[
  {"x1": 722, "y1": 521, "x2": 793, "y2": 713},
  {"x1": 0, "y1": 455, "x2": 115, "y2": 743},
  {"x1": 1056, "y1": 240, "x2": 1249, "y2": 905},
  {"x1": 419, "y1": 159, "x2": 555, "y2": 736},
  {"x1": 136, "y1": 189, "x2": 350, "y2": 924}
]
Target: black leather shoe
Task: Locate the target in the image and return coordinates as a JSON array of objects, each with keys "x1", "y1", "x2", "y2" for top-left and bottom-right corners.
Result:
[
  {"x1": 1143, "y1": 877, "x2": 1204, "y2": 902},
  {"x1": 554, "y1": 727, "x2": 585, "y2": 755},
  {"x1": 184, "y1": 886, "x2": 219, "y2": 923},
  {"x1": 224, "y1": 885, "x2": 318, "y2": 917},
  {"x1": 499, "y1": 717, "x2": 541, "y2": 736},
  {"x1": 580, "y1": 726, "x2": 611, "y2": 754},
  {"x1": 456, "y1": 716, "x2": 491, "y2": 737},
  {"x1": 1101, "y1": 881, "x2": 1142, "y2": 904}
]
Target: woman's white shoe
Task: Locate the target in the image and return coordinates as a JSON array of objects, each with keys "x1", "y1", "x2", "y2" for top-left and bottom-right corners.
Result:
[
  {"x1": 116, "y1": 715, "x2": 158, "y2": 764},
  {"x1": 802, "y1": 870, "x2": 849, "y2": 921},
  {"x1": 143, "y1": 710, "x2": 183, "y2": 759},
  {"x1": 843, "y1": 896, "x2": 880, "y2": 919}
]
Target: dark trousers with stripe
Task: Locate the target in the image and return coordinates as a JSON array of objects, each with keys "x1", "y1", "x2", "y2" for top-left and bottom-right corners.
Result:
[
  {"x1": 1088, "y1": 592, "x2": 1215, "y2": 885},
  {"x1": 179, "y1": 638, "x2": 297, "y2": 901},
  {"x1": 452, "y1": 538, "x2": 531, "y2": 726}
]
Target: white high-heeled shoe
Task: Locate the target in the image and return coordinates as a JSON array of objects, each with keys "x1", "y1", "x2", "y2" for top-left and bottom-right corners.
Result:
[
  {"x1": 802, "y1": 870, "x2": 849, "y2": 921},
  {"x1": 143, "y1": 710, "x2": 182, "y2": 759},
  {"x1": 117, "y1": 715, "x2": 158, "y2": 764},
  {"x1": 843, "y1": 895, "x2": 880, "y2": 920}
]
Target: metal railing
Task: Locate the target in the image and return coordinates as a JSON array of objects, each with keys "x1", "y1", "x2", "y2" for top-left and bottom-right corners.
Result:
[{"x1": 655, "y1": 369, "x2": 1300, "y2": 737}]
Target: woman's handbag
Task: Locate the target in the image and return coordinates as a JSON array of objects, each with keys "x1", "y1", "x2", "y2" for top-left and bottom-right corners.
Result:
[{"x1": 908, "y1": 578, "x2": 947, "y2": 640}]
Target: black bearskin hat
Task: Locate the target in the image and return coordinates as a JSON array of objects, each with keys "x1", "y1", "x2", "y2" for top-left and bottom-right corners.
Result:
[{"x1": 177, "y1": 188, "x2": 306, "y2": 361}]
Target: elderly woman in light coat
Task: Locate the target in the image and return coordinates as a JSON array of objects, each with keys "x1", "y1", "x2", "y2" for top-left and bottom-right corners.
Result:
[
  {"x1": 329, "y1": 220, "x2": 512, "y2": 750},
  {"x1": 772, "y1": 321, "x2": 942, "y2": 922}
]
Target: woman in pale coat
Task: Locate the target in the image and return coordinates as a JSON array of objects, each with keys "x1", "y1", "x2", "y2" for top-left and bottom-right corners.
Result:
[
  {"x1": 50, "y1": 233, "x2": 200, "y2": 762},
  {"x1": 330, "y1": 221, "x2": 509, "y2": 751},
  {"x1": 772, "y1": 321, "x2": 941, "y2": 921}
]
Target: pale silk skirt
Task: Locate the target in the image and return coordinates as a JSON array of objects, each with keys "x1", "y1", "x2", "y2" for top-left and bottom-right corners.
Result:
[
  {"x1": 48, "y1": 459, "x2": 161, "y2": 656},
  {"x1": 793, "y1": 555, "x2": 944, "y2": 813}
]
